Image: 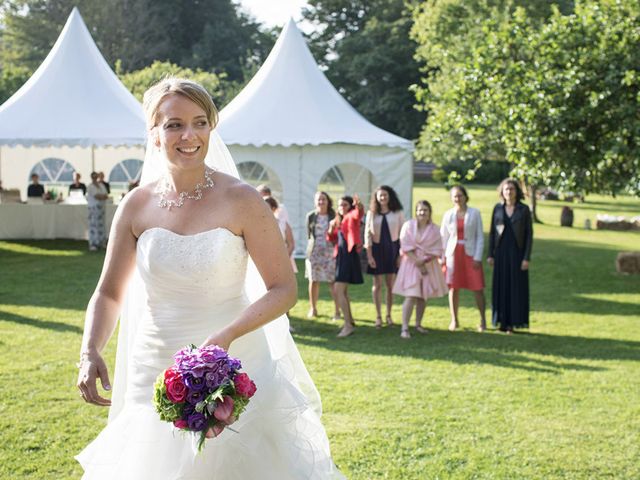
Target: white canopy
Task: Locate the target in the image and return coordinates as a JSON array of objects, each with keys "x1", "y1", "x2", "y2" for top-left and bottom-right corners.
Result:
[
  {"x1": 218, "y1": 18, "x2": 413, "y2": 150},
  {"x1": 0, "y1": 7, "x2": 146, "y2": 147},
  {"x1": 218, "y1": 19, "x2": 414, "y2": 256}
]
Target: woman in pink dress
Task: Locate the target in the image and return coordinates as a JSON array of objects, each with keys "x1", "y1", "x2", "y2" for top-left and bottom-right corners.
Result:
[
  {"x1": 393, "y1": 201, "x2": 448, "y2": 339},
  {"x1": 440, "y1": 185, "x2": 487, "y2": 332}
]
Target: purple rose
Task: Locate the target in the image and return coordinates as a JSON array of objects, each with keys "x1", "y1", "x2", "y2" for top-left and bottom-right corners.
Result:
[
  {"x1": 186, "y1": 389, "x2": 205, "y2": 405},
  {"x1": 184, "y1": 374, "x2": 207, "y2": 392},
  {"x1": 187, "y1": 412, "x2": 208, "y2": 432},
  {"x1": 183, "y1": 404, "x2": 195, "y2": 416}
]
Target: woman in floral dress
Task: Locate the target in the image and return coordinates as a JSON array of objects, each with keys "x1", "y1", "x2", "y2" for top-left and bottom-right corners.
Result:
[{"x1": 305, "y1": 191, "x2": 340, "y2": 319}]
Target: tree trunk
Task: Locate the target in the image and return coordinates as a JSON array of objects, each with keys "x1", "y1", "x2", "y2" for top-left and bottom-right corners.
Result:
[{"x1": 525, "y1": 182, "x2": 543, "y2": 224}]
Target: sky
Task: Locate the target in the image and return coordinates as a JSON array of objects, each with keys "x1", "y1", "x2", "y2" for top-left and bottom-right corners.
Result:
[{"x1": 236, "y1": 0, "x2": 310, "y2": 27}]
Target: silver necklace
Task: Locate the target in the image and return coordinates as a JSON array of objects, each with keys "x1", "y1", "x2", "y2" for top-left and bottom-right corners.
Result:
[{"x1": 155, "y1": 168, "x2": 215, "y2": 210}]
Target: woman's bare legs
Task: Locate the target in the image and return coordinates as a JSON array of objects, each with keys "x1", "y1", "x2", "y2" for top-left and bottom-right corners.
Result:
[
  {"x1": 448, "y1": 288, "x2": 459, "y2": 331},
  {"x1": 372, "y1": 275, "x2": 383, "y2": 326},
  {"x1": 415, "y1": 298, "x2": 427, "y2": 332},
  {"x1": 329, "y1": 281, "x2": 341, "y2": 319},
  {"x1": 335, "y1": 282, "x2": 354, "y2": 337},
  {"x1": 384, "y1": 273, "x2": 396, "y2": 324},
  {"x1": 474, "y1": 289, "x2": 487, "y2": 331},
  {"x1": 449, "y1": 288, "x2": 486, "y2": 331},
  {"x1": 308, "y1": 281, "x2": 319, "y2": 318},
  {"x1": 401, "y1": 297, "x2": 417, "y2": 338}
]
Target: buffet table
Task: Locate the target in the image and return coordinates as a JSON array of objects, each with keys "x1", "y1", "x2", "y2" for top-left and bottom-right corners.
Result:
[{"x1": 0, "y1": 204, "x2": 118, "y2": 240}]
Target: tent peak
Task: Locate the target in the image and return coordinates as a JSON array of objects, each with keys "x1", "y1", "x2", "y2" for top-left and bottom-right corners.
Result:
[{"x1": 217, "y1": 11, "x2": 413, "y2": 150}]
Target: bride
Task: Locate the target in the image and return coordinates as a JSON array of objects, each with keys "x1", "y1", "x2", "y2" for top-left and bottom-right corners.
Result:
[{"x1": 76, "y1": 78, "x2": 343, "y2": 479}]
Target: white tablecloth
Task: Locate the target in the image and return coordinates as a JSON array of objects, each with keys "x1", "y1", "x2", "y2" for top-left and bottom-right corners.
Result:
[{"x1": 0, "y1": 204, "x2": 118, "y2": 240}]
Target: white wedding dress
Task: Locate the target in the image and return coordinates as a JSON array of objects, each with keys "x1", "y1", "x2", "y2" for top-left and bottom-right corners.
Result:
[{"x1": 76, "y1": 226, "x2": 343, "y2": 479}]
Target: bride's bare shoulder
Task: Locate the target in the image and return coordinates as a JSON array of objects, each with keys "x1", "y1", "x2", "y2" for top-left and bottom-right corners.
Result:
[
  {"x1": 111, "y1": 183, "x2": 155, "y2": 225},
  {"x1": 214, "y1": 172, "x2": 263, "y2": 205}
]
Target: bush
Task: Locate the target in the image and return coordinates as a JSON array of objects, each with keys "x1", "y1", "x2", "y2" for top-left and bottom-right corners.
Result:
[{"x1": 433, "y1": 159, "x2": 511, "y2": 185}]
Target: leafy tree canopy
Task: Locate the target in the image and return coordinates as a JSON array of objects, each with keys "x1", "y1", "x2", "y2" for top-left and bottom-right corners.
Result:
[
  {"x1": 303, "y1": 0, "x2": 425, "y2": 139},
  {"x1": 117, "y1": 60, "x2": 238, "y2": 110},
  {"x1": 412, "y1": 0, "x2": 640, "y2": 200},
  {"x1": 0, "y1": 0, "x2": 274, "y2": 79}
]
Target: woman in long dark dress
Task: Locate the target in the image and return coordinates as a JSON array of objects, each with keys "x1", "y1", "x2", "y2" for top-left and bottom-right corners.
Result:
[{"x1": 487, "y1": 178, "x2": 533, "y2": 333}]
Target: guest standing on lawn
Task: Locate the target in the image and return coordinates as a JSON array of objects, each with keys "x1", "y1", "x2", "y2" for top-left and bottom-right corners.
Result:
[
  {"x1": 487, "y1": 178, "x2": 533, "y2": 333},
  {"x1": 305, "y1": 191, "x2": 341, "y2": 320},
  {"x1": 87, "y1": 171, "x2": 109, "y2": 251},
  {"x1": 441, "y1": 185, "x2": 487, "y2": 332},
  {"x1": 264, "y1": 196, "x2": 297, "y2": 274},
  {"x1": 365, "y1": 185, "x2": 405, "y2": 328},
  {"x1": 327, "y1": 195, "x2": 364, "y2": 337},
  {"x1": 393, "y1": 201, "x2": 448, "y2": 339}
]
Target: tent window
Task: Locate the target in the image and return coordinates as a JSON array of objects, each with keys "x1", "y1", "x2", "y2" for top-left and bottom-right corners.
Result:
[
  {"x1": 237, "y1": 161, "x2": 283, "y2": 199},
  {"x1": 318, "y1": 163, "x2": 376, "y2": 204},
  {"x1": 29, "y1": 158, "x2": 75, "y2": 183},
  {"x1": 109, "y1": 159, "x2": 143, "y2": 184}
]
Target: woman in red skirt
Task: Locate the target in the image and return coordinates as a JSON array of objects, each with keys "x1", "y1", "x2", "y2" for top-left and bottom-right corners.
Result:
[{"x1": 440, "y1": 185, "x2": 487, "y2": 332}]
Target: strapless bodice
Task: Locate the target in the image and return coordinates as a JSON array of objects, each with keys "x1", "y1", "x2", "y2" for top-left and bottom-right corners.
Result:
[{"x1": 136, "y1": 227, "x2": 248, "y2": 313}]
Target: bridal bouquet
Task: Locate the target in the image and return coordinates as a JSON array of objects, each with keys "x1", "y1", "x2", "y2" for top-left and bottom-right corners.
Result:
[{"x1": 153, "y1": 344, "x2": 257, "y2": 451}]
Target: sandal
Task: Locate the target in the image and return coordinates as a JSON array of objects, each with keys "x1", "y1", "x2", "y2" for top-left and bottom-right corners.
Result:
[
  {"x1": 400, "y1": 328, "x2": 411, "y2": 339},
  {"x1": 337, "y1": 324, "x2": 355, "y2": 338},
  {"x1": 374, "y1": 317, "x2": 382, "y2": 329},
  {"x1": 385, "y1": 315, "x2": 394, "y2": 326},
  {"x1": 415, "y1": 326, "x2": 428, "y2": 334},
  {"x1": 448, "y1": 321, "x2": 458, "y2": 332},
  {"x1": 307, "y1": 308, "x2": 317, "y2": 319}
]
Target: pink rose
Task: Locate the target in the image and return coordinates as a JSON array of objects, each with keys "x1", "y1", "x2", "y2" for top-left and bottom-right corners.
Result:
[
  {"x1": 173, "y1": 419, "x2": 188, "y2": 429},
  {"x1": 164, "y1": 368, "x2": 187, "y2": 403},
  {"x1": 234, "y1": 373, "x2": 257, "y2": 398},
  {"x1": 213, "y1": 396, "x2": 235, "y2": 423}
]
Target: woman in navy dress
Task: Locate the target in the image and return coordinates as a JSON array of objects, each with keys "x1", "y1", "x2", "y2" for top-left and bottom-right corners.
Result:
[
  {"x1": 365, "y1": 186, "x2": 404, "y2": 328},
  {"x1": 327, "y1": 195, "x2": 364, "y2": 337}
]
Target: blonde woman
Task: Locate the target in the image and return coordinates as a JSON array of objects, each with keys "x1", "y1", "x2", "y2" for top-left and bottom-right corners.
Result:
[{"x1": 76, "y1": 78, "x2": 343, "y2": 478}]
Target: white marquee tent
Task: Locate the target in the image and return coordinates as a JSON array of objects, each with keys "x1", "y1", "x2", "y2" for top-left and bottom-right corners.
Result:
[
  {"x1": 0, "y1": 7, "x2": 146, "y2": 200},
  {"x1": 217, "y1": 19, "x2": 414, "y2": 256}
]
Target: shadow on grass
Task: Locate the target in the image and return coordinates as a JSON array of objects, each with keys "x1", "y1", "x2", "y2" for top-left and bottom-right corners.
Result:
[
  {"x1": 290, "y1": 319, "x2": 639, "y2": 373},
  {"x1": 0, "y1": 309, "x2": 83, "y2": 334}
]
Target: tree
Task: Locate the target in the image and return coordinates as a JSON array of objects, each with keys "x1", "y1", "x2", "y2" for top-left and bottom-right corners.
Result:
[
  {"x1": 0, "y1": 0, "x2": 274, "y2": 79},
  {"x1": 412, "y1": 0, "x2": 639, "y2": 220},
  {"x1": 117, "y1": 60, "x2": 237, "y2": 109},
  {"x1": 0, "y1": 63, "x2": 31, "y2": 103},
  {"x1": 303, "y1": 0, "x2": 425, "y2": 139}
]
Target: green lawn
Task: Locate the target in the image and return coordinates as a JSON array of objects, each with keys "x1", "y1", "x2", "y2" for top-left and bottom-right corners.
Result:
[{"x1": 1, "y1": 183, "x2": 639, "y2": 479}]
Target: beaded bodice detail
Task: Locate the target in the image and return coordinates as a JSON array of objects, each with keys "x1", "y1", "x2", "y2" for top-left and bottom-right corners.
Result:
[{"x1": 136, "y1": 227, "x2": 248, "y2": 311}]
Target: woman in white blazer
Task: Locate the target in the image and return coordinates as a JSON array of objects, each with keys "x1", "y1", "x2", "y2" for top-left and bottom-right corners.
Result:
[{"x1": 440, "y1": 185, "x2": 487, "y2": 332}]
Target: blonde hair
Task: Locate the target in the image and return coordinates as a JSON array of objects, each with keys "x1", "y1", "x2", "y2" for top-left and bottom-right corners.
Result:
[{"x1": 142, "y1": 77, "x2": 219, "y2": 130}]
